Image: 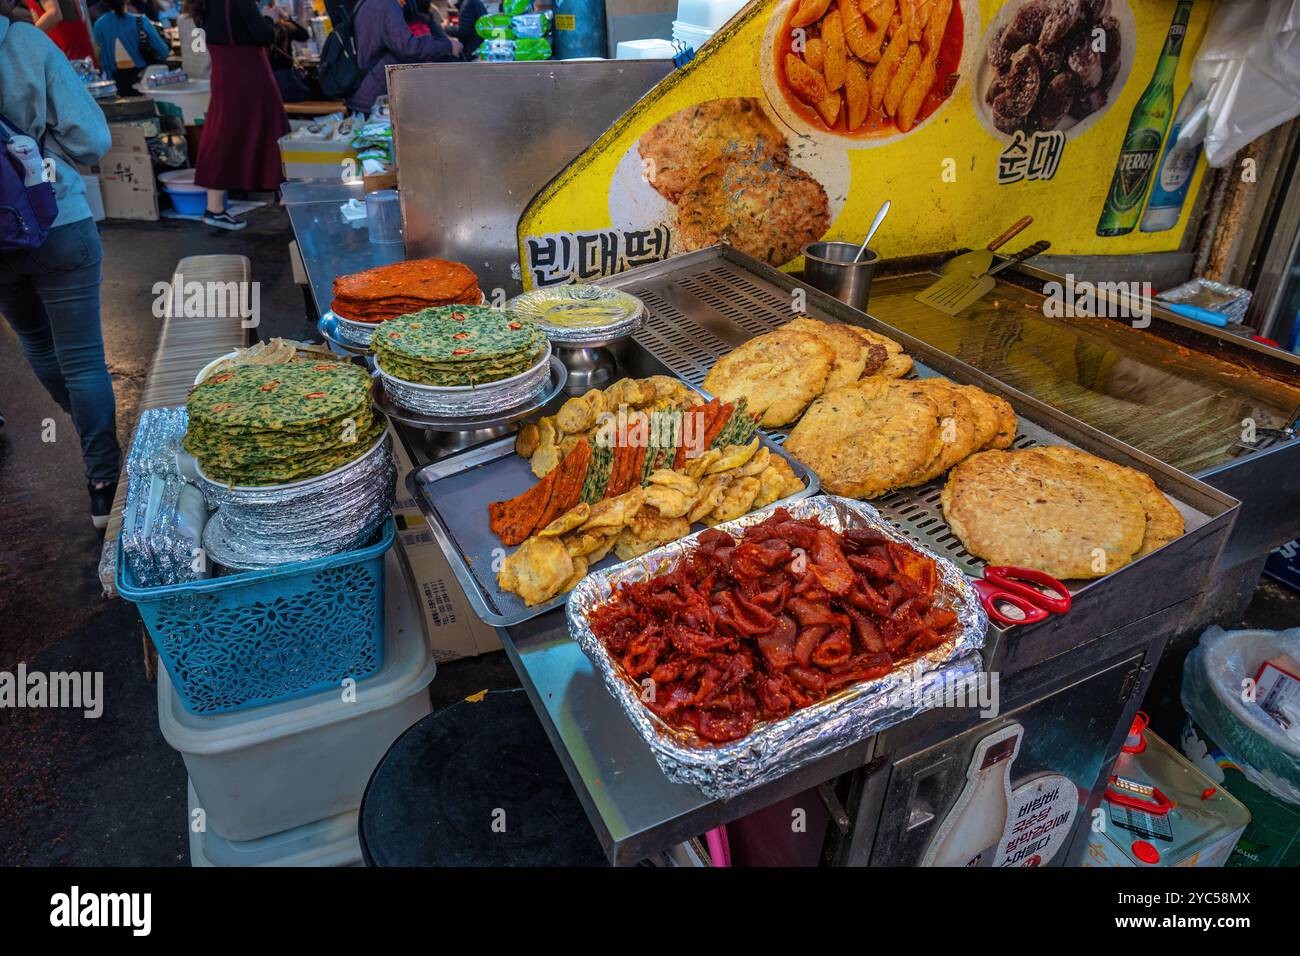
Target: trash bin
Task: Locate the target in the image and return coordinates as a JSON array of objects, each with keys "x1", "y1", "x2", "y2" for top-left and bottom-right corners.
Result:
[{"x1": 1181, "y1": 625, "x2": 1300, "y2": 867}]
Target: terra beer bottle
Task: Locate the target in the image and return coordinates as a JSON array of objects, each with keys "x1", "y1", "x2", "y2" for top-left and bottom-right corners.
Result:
[{"x1": 1096, "y1": 0, "x2": 1194, "y2": 237}]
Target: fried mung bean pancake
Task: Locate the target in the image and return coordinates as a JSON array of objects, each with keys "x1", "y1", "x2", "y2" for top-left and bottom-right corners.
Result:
[
  {"x1": 703, "y1": 328, "x2": 834, "y2": 427},
  {"x1": 940, "y1": 448, "x2": 1148, "y2": 580},
  {"x1": 896, "y1": 379, "x2": 979, "y2": 483},
  {"x1": 784, "y1": 317, "x2": 871, "y2": 389},
  {"x1": 785, "y1": 382, "x2": 941, "y2": 498},
  {"x1": 1034, "y1": 446, "x2": 1184, "y2": 557}
]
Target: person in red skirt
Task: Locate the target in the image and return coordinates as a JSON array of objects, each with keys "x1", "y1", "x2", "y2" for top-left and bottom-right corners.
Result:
[{"x1": 186, "y1": 0, "x2": 288, "y2": 230}]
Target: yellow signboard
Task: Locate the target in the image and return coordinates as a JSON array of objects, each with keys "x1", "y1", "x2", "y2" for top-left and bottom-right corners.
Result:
[{"x1": 519, "y1": 0, "x2": 1210, "y2": 289}]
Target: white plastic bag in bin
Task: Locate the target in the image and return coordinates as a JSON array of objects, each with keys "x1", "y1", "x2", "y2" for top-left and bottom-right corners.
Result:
[
  {"x1": 1176, "y1": 1, "x2": 1300, "y2": 167},
  {"x1": 1181, "y1": 626, "x2": 1300, "y2": 805}
]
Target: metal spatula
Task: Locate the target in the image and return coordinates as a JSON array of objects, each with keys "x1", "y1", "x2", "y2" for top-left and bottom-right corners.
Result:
[
  {"x1": 937, "y1": 216, "x2": 1034, "y2": 278},
  {"x1": 915, "y1": 240, "x2": 1051, "y2": 315}
]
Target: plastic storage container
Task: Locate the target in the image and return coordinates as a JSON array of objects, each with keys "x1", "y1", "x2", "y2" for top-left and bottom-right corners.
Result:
[
  {"x1": 671, "y1": 19, "x2": 714, "y2": 50},
  {"x1": 188, "y1": 782, "x2": 363, "y2": 866},
  {"x1": 616, "y1": 38, "x2": 677, "y2": 59},
  {"x1": 120, "y1": 520, "x2": 395, "y2": 716},
  {"x1": 160, "y1": 549, "x2": 436, "y2": 842},
  {"x1": 158, "y1": 169, "x2": 213, "y2": 216},
  {"x1": 675, "y1": 0, "x2": 745, "y2": 30}
]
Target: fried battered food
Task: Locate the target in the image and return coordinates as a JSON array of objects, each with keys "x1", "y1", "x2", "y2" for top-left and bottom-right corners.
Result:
[
  {"x1": 556, "y1": 392, "x2": 602, "y2": 433},
  {"x1": 674, "y1": 155, "x2": 831, "y2": 269},
  {"x1": 537, "y1": 503, "x2": 590, "y2": 537},
  {"x1": 689, "y1": 474, "x2": 733, "y2": 523},
  {"x1": 646, "y1": 469, "x2": 699, "y2": 497},
  {"x1": 883, "y1": 42, "x2": 922, "y2": 117},
  {"x1": 957, "y1": 384, "x2": 1002, "y2": 451},
  {"x1": 706, "y1": 476, "x2": 762, "y2": 525},
  {"x1": 616, "y1": 510, "x2": 692, "y2": 560},
  {"x1": 753, "y1": 455, "x2": 803, "y2": 507},
  {"x1": 515, "y1": 422, "x2": 541, "y2": 459},
  {"x1": 643, "y1": 485, "x2": 693, "y2": 519},
  {"x1": 869, "y1": 31, "x2": 907, "y2": 110},
  {"x1": 1034, "y1": 446, "x2": 1184, "y2": 558},
  {"x1": 791, "y1": 0, "x2": 833, "y2": 28},
  {"x1": 497, "y1": 537, "x2": 575, "y2": 606},
  {"x1": 897, "y1": 379, "x2": 979, "y2": 483},
  {"x1": 637, "y1": 98, "x2": 789, "y2": 205},
  {"x1": 845, "y1": 324, "x2": 904, "y2": 356},
  {"x1": 804, "y1": 36, "x2": 825, "y2": 72},
  {"x1": 703, "y1": 329, "x2": 834, "y2": 427},
  {"x1": 897, "y1": 56, "x2": 936, "y2": 132},
  {"x1": 734, "y1": 445, "x2": 772, "y2": 477},
  {"x1": 785, "y1": 382, "x2": 941, "y2": 498},
  {"x1": 684, "y1": 448, "x2": 722, "y2": 479},
  {"x1": 861, "y1": 351, "x2": 914, "y2": 383},
  {"x1": 708, "y1": 437, "x2": 761, "y2": 473},
  {"x1": 580, "y1": 488, "x2": 644, "y2": 532},
  {"x1": 941, "y1": 448, "x2": 1149, "y2": 580},
  {"x1": 784, "y1": 317, "x2": 871, "y2": 389}
]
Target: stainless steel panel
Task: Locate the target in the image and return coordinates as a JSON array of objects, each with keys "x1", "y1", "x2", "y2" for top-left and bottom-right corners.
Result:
[{"x1": 388, "y1": 61, "x2": 673, "y2": 299}]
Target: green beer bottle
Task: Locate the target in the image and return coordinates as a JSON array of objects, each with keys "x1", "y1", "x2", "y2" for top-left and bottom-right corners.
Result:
[{"x1": 1097, "y1": 0, "x2": 1194, "y2": 237}]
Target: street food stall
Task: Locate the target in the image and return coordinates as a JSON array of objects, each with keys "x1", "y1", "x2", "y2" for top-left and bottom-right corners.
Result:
[{"x1": 117, "y1": 0, "x2": 1300, "y2": 867}]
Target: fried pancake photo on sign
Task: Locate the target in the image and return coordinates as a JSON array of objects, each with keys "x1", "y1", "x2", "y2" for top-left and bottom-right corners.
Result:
[
  {"x1": 702, "y1": 327, "x2": 834, "y2": 427},
  {"x1": 637, "y1": 97, "x2": 790, "y2": 204}
]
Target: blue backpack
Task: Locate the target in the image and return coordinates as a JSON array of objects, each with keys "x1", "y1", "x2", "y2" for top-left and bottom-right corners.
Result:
[{"x1": 0, "y1": 111, "x2": 58, "y2": 252}]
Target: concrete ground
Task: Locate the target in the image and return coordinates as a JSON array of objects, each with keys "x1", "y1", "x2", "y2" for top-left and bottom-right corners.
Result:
[{"x1": 0, "y1": 206, "x2": 1295, "y2": 866}]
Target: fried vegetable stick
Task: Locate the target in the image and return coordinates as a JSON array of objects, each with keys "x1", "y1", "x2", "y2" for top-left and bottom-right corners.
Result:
[
  {"x1": 804, "y1": 36, "x2": 825, "y2": 72},
  {"x1": 860, "y1": 0, "x2": 892, "y2": 61},
  {"x1": 921, "y1": 0, "x2": 952, "y2": 57},
  {"x1": 896, "y1": 56, "x2": 935, "y2": 131},
  {"x1": 844, "y1": 58, "x2": 871, "y2": 131},
  {"x1": 816, "y1": 90, "x2": 843, "y2": 127},
  {"x1": 785, "y1": 52, "x2": 830, "y2": 107},
  {"x1": 883, "y1": 42, "x2": 921, "y2": 117},
  {"x1": 909, "y1": 0, "x2": 926, "y2": 41},
  {"x1": 822, "y1": 9, "x2": 847, "y2": 91},
  {"x1": 791, "y1": 0, "x2": 833, "y2": 28},
  {"x1": 868, "y1": 32, "x2": 906, "y2": 110},
  {"x1": 839, "y1": 0, "x2": 870, "y2": 59}
]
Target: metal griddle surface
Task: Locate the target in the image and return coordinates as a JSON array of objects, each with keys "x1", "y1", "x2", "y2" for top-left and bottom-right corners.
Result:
[{"x1": 865, "y1": 273, "x2": 1300, "y2": 475}]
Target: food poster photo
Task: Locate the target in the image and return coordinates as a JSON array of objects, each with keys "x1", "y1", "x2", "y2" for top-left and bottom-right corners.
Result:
[{"x1": 518, "y1": 0, "x2": 1211, "y2": 289}]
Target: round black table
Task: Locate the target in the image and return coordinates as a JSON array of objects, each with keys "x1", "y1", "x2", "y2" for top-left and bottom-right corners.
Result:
[{"x1": 359, "y1": 688, "x2": 610, "y2": 866}]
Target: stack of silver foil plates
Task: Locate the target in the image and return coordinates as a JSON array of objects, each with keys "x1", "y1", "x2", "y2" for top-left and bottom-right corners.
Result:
[
  {"x1": 333, "y1": 312, "x2": 381, "y2": 347},
  {"x1": 507, "y1": 286, "x2": 646, "y2": 348},
  {"x1": 566, "y1": 496, "x2": 988, "y2": 800},
  {"x1": 376, "y1": 340, "x2": 553, "y2": 417},
  {"x1": 197, "y1": 430, "x2": 396, "y2": 571}
]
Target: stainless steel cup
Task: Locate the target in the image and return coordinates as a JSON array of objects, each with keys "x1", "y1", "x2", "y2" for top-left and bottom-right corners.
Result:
[{"x1": 801, "y1": 241, "x2": 879, "y2": 312}]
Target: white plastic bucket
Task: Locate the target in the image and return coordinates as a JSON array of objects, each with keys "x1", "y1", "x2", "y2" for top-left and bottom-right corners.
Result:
[
  {"x1": 158, "y1": 550, "x2": 436, "y2": 841},
  {"x1": 675, "y1": 0, "x2": 745, "y2": 31}
]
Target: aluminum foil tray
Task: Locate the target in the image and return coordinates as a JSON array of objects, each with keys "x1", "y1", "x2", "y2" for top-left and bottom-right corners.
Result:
[
  {"x1": 566, "y1": 495, "x2": 988, "y2": 800},
  {"x1": 408, "y1": 431, "x2": 820, "y2": 627}
]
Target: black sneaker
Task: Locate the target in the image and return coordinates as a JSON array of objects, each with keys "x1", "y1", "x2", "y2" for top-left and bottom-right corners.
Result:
[
  {"x1": 89, "y1": 480, "x2": 117, "y2": 530},
  {"x1": 202, "y1": 210, "x2": 247, "y2": 231}
]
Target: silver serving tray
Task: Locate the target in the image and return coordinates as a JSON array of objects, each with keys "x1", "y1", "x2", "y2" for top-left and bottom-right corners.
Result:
[
  {"x1": 565, "y1": 495, "x2": 988, "y2": 800},
  {"x1": 408, "y1": 430, "x2": 821, "y2": 627}
]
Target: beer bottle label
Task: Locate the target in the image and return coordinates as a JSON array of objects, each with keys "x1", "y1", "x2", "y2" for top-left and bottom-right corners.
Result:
[{"x1": 1111, "y1": 128, "x2": 1162, "y2": 213}]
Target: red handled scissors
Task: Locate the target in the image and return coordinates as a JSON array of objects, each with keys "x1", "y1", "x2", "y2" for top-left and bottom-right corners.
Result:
[{"x1": 971, "y1": 566, "x2": 1071, "y2": 626}]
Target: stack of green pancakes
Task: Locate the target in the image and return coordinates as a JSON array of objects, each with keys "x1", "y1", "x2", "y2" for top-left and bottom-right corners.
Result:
[
  {"x1": 372, "y1": 305, "x2": 547, "y2": 386},
  {"x1": 184, "y1": 361, "x2": 382, "y2": 485}
]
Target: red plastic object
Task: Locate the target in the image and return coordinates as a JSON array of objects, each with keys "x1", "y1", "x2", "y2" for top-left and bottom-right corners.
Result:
[
  {"x1": 1132, "y1": 840, "x2": 1161, "y2": 864},
  {"x1": 1123, "y1": 711, "x2": 1149, "y2": 754},
  {"x1": 1201, "y1": 787, "x2": 1217, "y2": 800},
  {"x1": 973, "y1": 566, "x2": 1071, "y2": 626}
]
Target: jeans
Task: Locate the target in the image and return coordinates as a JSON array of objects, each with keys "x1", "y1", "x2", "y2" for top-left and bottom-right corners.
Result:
[{"x1": 0, "y1": 217, "x2": 121, "y2": 484}]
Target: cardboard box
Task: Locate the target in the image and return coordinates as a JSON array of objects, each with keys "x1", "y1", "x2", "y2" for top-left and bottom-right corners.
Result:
[
  {"x1": 388, "y1": 426, "x2": 503, "y2": 662},
  {"x1": 279, "y1": 134, "x2": 358, "y2": 182},
  {"x1": 96, "y1": 124, "x2": 158, "y2": 221}
]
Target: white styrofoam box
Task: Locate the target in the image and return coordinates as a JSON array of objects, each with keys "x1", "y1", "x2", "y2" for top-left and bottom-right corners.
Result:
[
  {"x1": 188, "y1": 781, "x2": 362, "y2": 867},
  {"x1": 81, "y1": 173, "x2": 105, "y2": 222},
  {"x1": 675, "y1": 0, "x2": 744, "y2": 31},
  {"x1": 142, "y1": 79, "x2": 211, "y2": 126},
  {"x1": 617, "y1": 38, "x2": 677, "y2": 59},
  {"x1": 158, "y1": 549, "x2": 436, "y2": 842},
  {"x1": 671, "y1": 19, "x2": 714, "y2": 48}
]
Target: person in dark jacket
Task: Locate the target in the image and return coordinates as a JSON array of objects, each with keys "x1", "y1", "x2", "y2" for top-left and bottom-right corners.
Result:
[
  {"x1": 451, "y1": 0, "x2": 483, "y2": 60},
  {"x1": 261, "y1": 0, "x2": 309, "y2": 101},
  {"x1": 186, "y1": 0, "x2": 288, "y2": 229},
  {"x1": 347, "y1": 0, "x2": 458, "y2": 114}
]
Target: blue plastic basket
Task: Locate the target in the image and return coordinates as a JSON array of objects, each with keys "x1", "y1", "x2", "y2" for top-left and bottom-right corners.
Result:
[{"x1": 117, "y1": 519, "x2": 395, "y2": 716}]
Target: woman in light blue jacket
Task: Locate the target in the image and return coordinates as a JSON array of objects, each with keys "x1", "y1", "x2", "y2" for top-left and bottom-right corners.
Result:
[{"x1": 0, "y1": 3, "x2": 122, "y2": 528}]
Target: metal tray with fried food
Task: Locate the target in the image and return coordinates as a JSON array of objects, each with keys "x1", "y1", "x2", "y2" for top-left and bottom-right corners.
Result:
[{"x1": 407, "y1": 428, "x2": 820, "y2": 627}]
